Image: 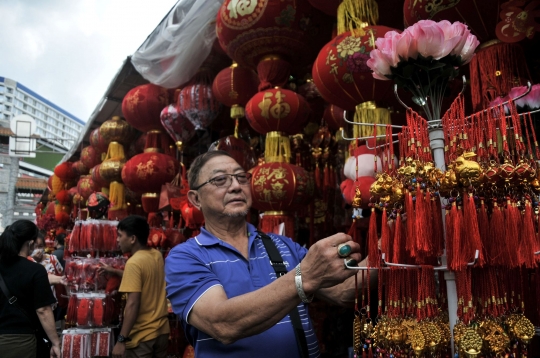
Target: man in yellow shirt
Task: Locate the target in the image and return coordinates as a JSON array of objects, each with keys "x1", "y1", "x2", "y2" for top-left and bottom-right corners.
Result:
[{"x1": 112, "y1": 216, "x2": 170, "y2": 358}]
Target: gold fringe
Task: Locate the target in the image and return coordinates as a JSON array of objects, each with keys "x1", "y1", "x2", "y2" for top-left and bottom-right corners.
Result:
[
  {"x1": 265, "y1": 132, "x2": 291, "y2": 163},
  {"x1": 109, "y1": 181, "x2": 126, "y2": 210},
  {"x1": 231, "y1": 105, "x2": 245, "y2": 119},
  {"x1": 104, "y1": 141, "x2": 125, "y2": 161},
  {"x1": 353, "y1": 101, "x2": 391, "y2": 139},
  {"x1": 337, "y1": 0, "x2": 379, "y2": 35}
]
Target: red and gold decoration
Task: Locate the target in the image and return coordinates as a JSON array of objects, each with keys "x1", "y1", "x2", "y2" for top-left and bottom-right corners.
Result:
[
  {"x1": 89, "y1": 128, "x2": 108, "y2": 160},
  {"x1": 178, "y1": 82, "x2": 222, "y2": 131},
  {"x1": 160, "y1": 102, "x2": 195, "y2": 152},
  {"x1": 122, "y1": 83, "x2": 169, "y2": 133},
  {"x1": 77, "y1": 176, "x2": 95, "y2": 201},
  {"x1": 208, "y1": 135, "x2": 257, "y2": 172}
]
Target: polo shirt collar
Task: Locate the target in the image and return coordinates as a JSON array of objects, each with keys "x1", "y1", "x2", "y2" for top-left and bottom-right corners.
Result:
[{"x1": 194, "y1": 223, "x2": 259, "y2": 246}]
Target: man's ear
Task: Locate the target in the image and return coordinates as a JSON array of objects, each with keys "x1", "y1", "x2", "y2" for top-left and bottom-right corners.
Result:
[{"x1": 187, "y1": 190, "x2": 201, "y2": 210}]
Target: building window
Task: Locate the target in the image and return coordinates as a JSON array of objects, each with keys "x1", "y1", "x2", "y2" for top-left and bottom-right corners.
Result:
[
  {"x1": 0, "y1": 86, "x2": 4, "y2": 93},
  {"x1": 5, "y1": 105, "x2": 11, "y2": 112},
  {"x1": 7, "y1": 88, "x2": 13, "y2": 94},
  {"x1": 6, "y1": 96, "x2": 12, "y2": 102}
]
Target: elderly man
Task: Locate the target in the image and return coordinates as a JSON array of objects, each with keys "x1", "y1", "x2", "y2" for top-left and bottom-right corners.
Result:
[{"x1": 165, "y1": 151, "x2": 365, "y2": 358}]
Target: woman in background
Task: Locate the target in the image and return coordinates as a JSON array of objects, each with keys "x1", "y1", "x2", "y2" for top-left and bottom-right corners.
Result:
[{"x1": 0, "y1": 220, "x2": 61, "y2": 358}]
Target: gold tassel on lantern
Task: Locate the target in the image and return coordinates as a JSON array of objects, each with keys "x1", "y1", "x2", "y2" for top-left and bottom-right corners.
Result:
[
  {"x1": 104, "y1": 141, "x2": 125, "y2": 161},
  {"x1": 337, "y1": 0, "x2": 379, "y2": 35},
  {"x1": 265, "y1": 131, "x2": 291, "y2": 163},
  {"x1": 353, "y1": 101, "x2": 391, "y2": 139},
  {"x1": 109, "y1": 181, "x2": 127, "y2": 211}
]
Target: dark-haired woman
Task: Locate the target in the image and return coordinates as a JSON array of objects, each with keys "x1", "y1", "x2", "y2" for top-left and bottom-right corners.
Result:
[{"x1": 0, "y1": 220, "x2": 61, "y2": 358}]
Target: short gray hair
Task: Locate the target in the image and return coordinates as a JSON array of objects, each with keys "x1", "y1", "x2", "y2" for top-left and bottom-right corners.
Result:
[{"x1": 188, "y1": 150, "x2": 233, "y2": 189}]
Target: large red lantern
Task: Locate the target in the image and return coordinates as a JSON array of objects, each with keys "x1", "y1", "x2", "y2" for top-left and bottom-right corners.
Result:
[
  {"x1": 55, "y1": 190, "x2": 71, "y2": 205},
  {"x1": 245, "y1": 88, "x2": 311, "y2": 135},
  {"x1": 212, "y1": 63, "x2": 259, "y2": 119},
  {"x1": 312, "y1": 27, "x2": 397, "y2": 111},
  {"x1": 80, "y1": 146, "x2": 101, "y2": 170},
  {"x1": 216, "y1": 0, "x2": 315, "y2": 70},
  {"x1": 160, "y1": 103, "x2": 195, "y2": 151},
  {"x1": 72, "y1": 161, "x2": 89, "y2": 176},
  {"x1": 178, "y1": 83, "x2": 222, "y2": 130},
  {"x1": 90, "y1": 165, "x2": 108, "y2": 193},
  {"x1": 77, "y1": 176, "x2": 95, "y2": 200},
  {"x1": 250, "y1": 162, "x2": 314, "y2": 238},
  {"x1": 208, "y1": 135, "x2": 257, "y2": 172},
  {"x1": 122, "y1": 84, "x2": 169, "y2": 132},
  {"x1": 121, "y1": 151, "x2": 179, "y2": 195},
  {"x1": 323, "y1": 105, "x2": 346, "y2": 132},
  {"x1": 54, "y1": 162, "x2": 78, "y2": 183}
]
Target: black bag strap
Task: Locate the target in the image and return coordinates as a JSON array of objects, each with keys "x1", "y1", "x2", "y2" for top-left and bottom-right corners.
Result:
[
  {"x1": 0, "y1": 270, "x2": 36, "y2": 328},
  {"x1": 258, "y1": 231, "x2": 310, "y2": 358}
]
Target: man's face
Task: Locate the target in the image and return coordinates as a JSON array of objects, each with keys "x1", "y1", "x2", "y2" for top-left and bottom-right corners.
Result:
[
  {"x1": 191, "y1": 156, "x2": 252, "y2": 219},
  {"x1": 117, "y1": 229, "x2": 134, "y2": 254}
]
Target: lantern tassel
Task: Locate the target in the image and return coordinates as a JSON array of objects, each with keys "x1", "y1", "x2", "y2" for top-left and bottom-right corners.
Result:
[
  {"x1": 104, "y1": 141, "x2": 125, "y2": 161},
  {"x1": 109, "y1": 181, "x2": 126, "y2": 211},
  {"x1": 519, "y1": 200, "x2": 537, "y2": 268},
  {"x1": 353, "y1": 102, "x2": 391, "y2": 139},
  {"x1": 367, "y1": 208, "x2": 380, "y2": 267},
  {"x1": 337, "y1": 0, "x2": 379, "y2": 35},
  {"x1": 260, "y1": 212, "x2": 295, "y2": 240},
  {"x1": 264, "y1": 132, "x2": 291, "y2": 163}
]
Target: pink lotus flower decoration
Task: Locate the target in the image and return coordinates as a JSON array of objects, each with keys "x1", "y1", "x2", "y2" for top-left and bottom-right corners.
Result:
[
  {"x1": 489, "y1": 84, "x2": 540, "y2": 113},
  {"x1": 367, "y1": 20, "x2": 480, "y2": 121}
]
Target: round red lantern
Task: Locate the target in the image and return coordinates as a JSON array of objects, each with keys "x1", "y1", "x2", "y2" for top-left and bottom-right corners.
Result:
[
  {"x1": 72, "y1": 161, "x2": 89, "y2": 176},
  {"x1": 121, "y1": 150, "x2": 179, "y2": 195},
  {"x1": 208, "y1": 135, "x2": 257, "y2": 172},
  {"x1": 122, "y1": 84, "x2": 169, "y2": 132},
  {"x1": 90, "y1": 128, "x2": 108, "y2": 155},
  {"x1": 216, "y1": 0, "x2": 317, "y2": 71},
  {"x1": 99, "y1": 158, "x2": 125, "y2": 184},
  {"x1": 90, "y1": 165, "x2": 107, "y2": 191},
  {"x1": 160, "y1": 103, "x2": 195, "y2": 151},
  {"x1": 312, "y1": 27, "x2": 397, "y2": 111},
  {"x1": 99, "y1": 116, "x2": 136, "y2": 147},
  {"x1": 54, "y1": 162, "x2": 78, "y2": 183},
  {"x1": 245, "y1": 88, "x2": 311, "y2": 135},
  {"x1": 212, "y1": 63, "x2": 259, "y2": 119},
  {"x1": 250, "y1": 162, "x2": 314, "y2": 212},
  {"x1": 55, "y1": 190, "x2": 71, "y2": 205},
  {"x1": 323, "y1": 105, "x2": 346, "y2": 132},
  {"x1": 81, "y1": 146, "x2": 101, "y2": 170},
  {"x1": 178, "y1": 83, "x2": 222, "y2": 130},
  {"x1": 77, "y1": 175, "x2": 95, "y2": 200}
]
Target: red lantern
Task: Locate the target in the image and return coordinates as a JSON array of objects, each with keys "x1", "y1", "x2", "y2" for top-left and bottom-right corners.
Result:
[
  {"x1": 54, "y1": 162, "x2": 78, "y2": 183},
  {"x1": 403, "y1": 0, "x2": 500, "y2": 43},
  {"x1": 208, "y1": 136, "x2": 257, "y2": 172},
  {"x1": 122, "y1": 84, "x2": 169, "y2": 132},
  {"x1": 212, "y1": 63, "x2": 259, "y2": 119},
  {"x1": 72, "y1": 161, "x2": 89, "y2": 176},
  {"x1": 245, "y1": 88, "x2": 311, "y2": 135},
  {"x1": 181, "y1": 201, "x2": 205, "y2": 230},
  {"x1": 160, "y1": 104, "x2": 195, "y2": 151},
  {"x1": 312, "y1": 27, "x2": 397, "y2": 111},
  {"x1": 90, "y1": 128, "x2": 108, "y2": 155},
  {"x1": 141, "y1": 193, "x2": 160, "y2": 214},
  {"x1": 178, "y1": 83, "x2": 222, "y2": 130},
  {"x1": 216, "y1": 0, "x2": 317, "y2": 73},
  {"x1": 99, "y1": 158, "x2": 125, "y2": 185},
  {"x1": 80, "y1": 146, "x2": 101, "y2": 170},
  {"x1": 323, "y1": 105, "x2": 346, "y2": 132},
  {"x1": 77, "y1": 176, "x2": 95, "y2": 200},
  {"x1": 90, "y1": 165, "x2": 107, "y2": 191},
  {"x1": 55, "y1": 190, "x2": 71, "y2": 205},
  {"x1": 121, "y1": 151, "x2": 179, "y2": 195}
]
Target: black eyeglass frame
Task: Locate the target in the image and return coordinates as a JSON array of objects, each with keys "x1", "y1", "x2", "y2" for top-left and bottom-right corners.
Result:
[{"x1": 193, "y1": 172, "x2": 253, "y2": 191}]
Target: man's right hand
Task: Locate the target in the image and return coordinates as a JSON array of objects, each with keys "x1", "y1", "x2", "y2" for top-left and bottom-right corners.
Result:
[{"x1": 298, "y1": 233, "x2": 362, "y2": 295}]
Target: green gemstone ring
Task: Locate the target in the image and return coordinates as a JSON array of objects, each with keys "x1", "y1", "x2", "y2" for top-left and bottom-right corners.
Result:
[{"x1": 337, "y1": 243, "x2": 352, "y2": 258}]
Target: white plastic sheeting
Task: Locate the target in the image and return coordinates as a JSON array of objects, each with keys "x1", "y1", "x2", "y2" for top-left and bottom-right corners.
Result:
[{"x1": 131, "y1": 0, "x2": 224, "y2": 88}]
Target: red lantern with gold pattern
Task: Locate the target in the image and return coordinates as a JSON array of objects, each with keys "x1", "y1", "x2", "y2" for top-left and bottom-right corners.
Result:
[
  {"x1": 90, "y1": 165, "x2": 107, "y2": 192},
  {"x1": 312, "y1": 27, "x2": 397, "y2": 111},
  {"x1": 99, "y1": 116, "x2": 136, "y2": 147},
  {"x1": 216, "y1": 0, "x2": 316, "y2": 70},
  {"x1": 212, "y1": 63, "x2": 259, "y2": 119},
  {"x1": 81, "y1": 146, "x2": 101, "y2": 170},
  {"x1": 208, "y1": 135, "x2": 257, "y2": 172},
  {"x1": 250, "y1": 162, "x2": 313, "y2": 237},
  {"x1": 245, "y1": 88, "x2": 311, "y2": 135},
  {"x1": 121, "y1": 151, "x2": 179, "y2": 195},
  {"x1": 77, "y1": 175, "x2": 95, "y2": 200},
  {"x1": 72, "y1": 161, "x2": 89, "y2": 176},
  {"x1": 99, "y1": 158, "x2": 125, "y2": 184},
  {"x1": 90, "y1": 128, "x2": 108, "y2": 156},
  {"x1": 122, "y1": 84, "x2": 169, "y2": 132}
]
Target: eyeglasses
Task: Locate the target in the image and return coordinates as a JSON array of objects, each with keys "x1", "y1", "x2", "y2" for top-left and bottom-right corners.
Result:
[{"x1": 193, "y1": 172, "x2": 252, "y2": 190}]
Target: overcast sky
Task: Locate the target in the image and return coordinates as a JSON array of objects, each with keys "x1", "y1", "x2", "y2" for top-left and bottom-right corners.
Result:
[{"x1": 0, "y1": 0, "x2": 178, "y2": 122}]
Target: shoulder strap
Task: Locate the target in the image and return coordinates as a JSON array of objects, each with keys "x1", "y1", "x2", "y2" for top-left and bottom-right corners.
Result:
[
  {"x1": 0, "y1": 271, "x2": 36, "y2": 328},
  {"x1": 257, "y1": 231, "x2": 310, "y2": 358}
]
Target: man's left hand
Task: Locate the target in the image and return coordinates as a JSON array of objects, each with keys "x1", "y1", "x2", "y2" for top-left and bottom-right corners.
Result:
[{"x1": 112, "y1": 342, "x2": 126, "y2": 358}]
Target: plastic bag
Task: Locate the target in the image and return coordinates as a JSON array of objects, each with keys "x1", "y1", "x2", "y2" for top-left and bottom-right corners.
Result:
[{"x1": 131, "y1": 0, "x2": 224, "y2": 88}]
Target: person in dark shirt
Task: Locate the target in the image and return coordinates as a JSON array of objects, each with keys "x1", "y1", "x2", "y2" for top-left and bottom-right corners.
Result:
[
  {"x1": 0, "y1": 220, "x2": 61, "y2": 358},
  {"x1": 51, "y1": 233, "x2": 65, "y2": 269}
]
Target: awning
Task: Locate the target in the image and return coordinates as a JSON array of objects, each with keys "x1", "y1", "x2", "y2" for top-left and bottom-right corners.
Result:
[
  {"x1": 16, "y1": 177, "x2": 48, "y2": 192},
  {"x1": 0, "y1": 127, "x2": 14, "y2": 137}
]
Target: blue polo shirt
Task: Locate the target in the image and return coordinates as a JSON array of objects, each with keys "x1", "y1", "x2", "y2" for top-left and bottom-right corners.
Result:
[{"x1": 165, "y1": 223, "x2": 320, "y2": 358}]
